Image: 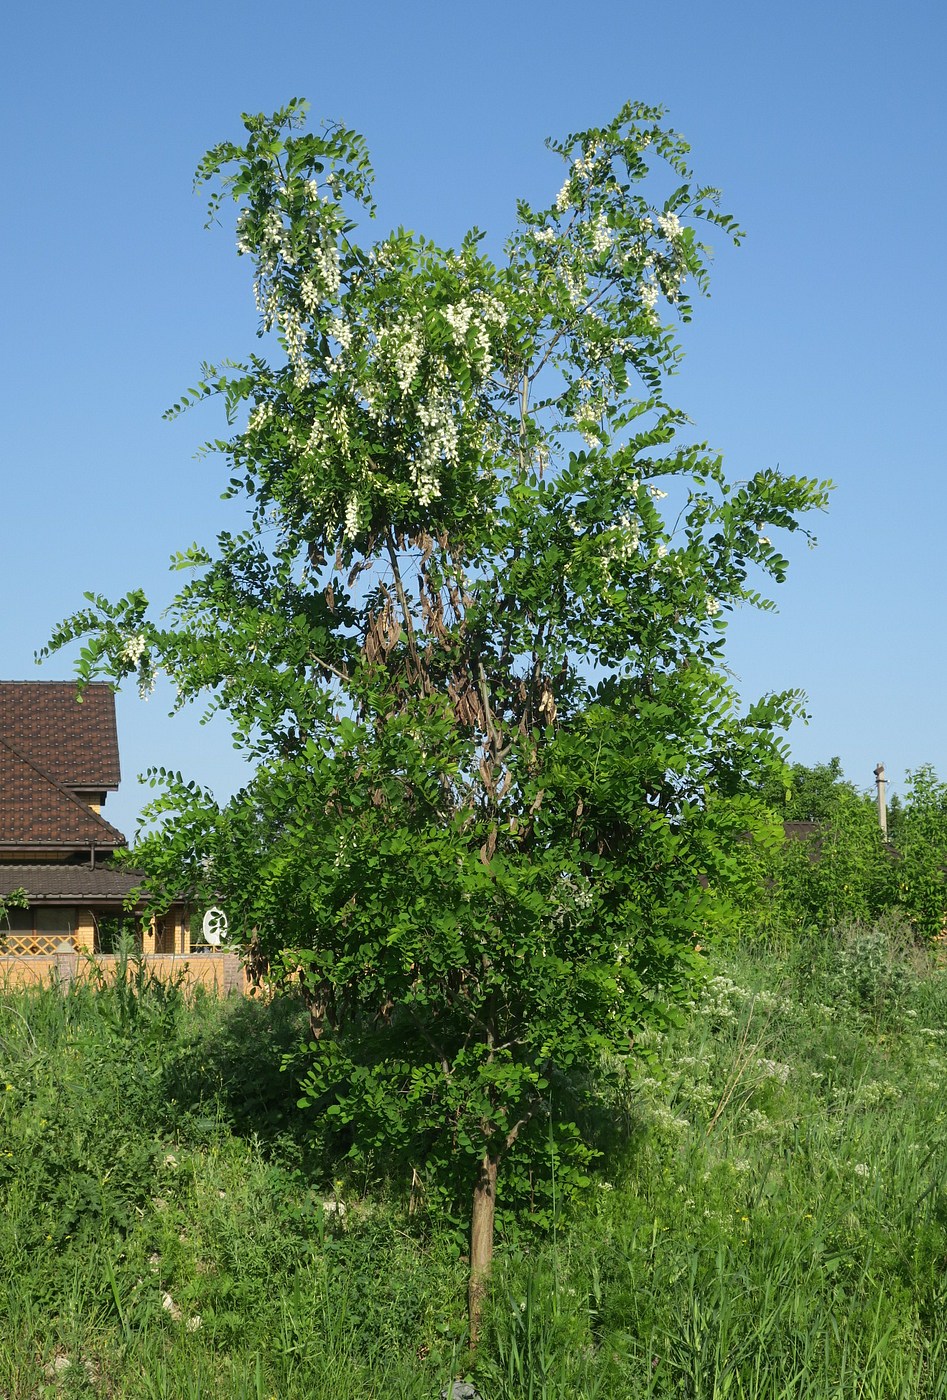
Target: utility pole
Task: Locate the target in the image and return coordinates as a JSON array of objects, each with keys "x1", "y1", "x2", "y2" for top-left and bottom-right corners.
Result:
[{"x1": 874, "y1": 762, "x2": 888, "y2": 839}]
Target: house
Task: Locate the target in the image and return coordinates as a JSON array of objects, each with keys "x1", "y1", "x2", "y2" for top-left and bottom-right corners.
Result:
[{"x1": 0, "y1": 683, "x2": 189, "y2": 956}]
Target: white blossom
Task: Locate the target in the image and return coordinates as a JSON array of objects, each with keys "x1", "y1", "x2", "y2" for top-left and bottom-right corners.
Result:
[
  {"x1": 705, "y1": 595, "x2": 721, "y2": 616},
  {"x1": 589, "y1": 212, "x2": 612, "y2": 256},
  {"x1": 657, "y1": 211, "x2": 683, "y2": 240},
  {"x1": 235, "y1": 211, "x2": 253, "y2": 256},
  {"x1": 300, "y1": 274, "x2": 321, "y2": 316},
  {"x1": 247, "y1": 402, "x2": 274, "y2": 432},
  {"x1": 442, "y1": 302, "x2": 475, "y2": 343},
  {"x1": 639, "y1": 280, "x2": 659, "y2": 312},
  {"x1": 331, "y1": 316, "x2": 354, "y2": 352},
  {"x1": 122, "y1": 634, "x2": 147, "y2": 665}
]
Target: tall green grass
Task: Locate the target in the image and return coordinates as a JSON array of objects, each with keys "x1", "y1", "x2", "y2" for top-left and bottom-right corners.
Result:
[{"x1": 1, "y1": 923, "x2": 947, "y2": 1396}]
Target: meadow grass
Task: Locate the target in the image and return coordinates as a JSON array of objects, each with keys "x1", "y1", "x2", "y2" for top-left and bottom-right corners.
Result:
[{"x1": 1, "y1": 924, "x2": 947, "y2": 1397}]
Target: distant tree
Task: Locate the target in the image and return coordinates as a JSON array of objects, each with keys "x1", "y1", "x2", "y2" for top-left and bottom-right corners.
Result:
[
  {"x1": 47, "y1": 99, "x2": 829, "y2": 1342},
  {"x1": 760, "y1": 756, "x2": 861, "y2": 823},
  {"x1": 887, "y1": 766, "x2": 947, "y2": 939},
  {"x1": 746, "y1": 758, "x2": 947, "y2": 939}
]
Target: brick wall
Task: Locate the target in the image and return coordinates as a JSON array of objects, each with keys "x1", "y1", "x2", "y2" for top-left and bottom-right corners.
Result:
[{"x1": 0, "y1": 951, "x2": 248, "y2": 995}]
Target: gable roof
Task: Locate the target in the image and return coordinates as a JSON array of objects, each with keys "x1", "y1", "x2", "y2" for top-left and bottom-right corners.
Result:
[
  {"x1": 0, "y1": 736, "x2": 125, "y2": 849},
  {"x1": 0, "y1": 683, "x2": 121, "y2": 790}
]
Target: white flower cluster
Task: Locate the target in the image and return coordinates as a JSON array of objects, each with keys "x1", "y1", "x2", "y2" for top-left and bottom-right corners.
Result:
[
  {"x1": 279, "y1": 306, "x2": 309, "y2": 386},
  {"x1": 412, "y1": 394, "x2": 458, "y2": 504},
  {"x1": 532, "y1": 226, "x2": 556, "y2": 245},
  {"x1": 755, "y1": 1057, "x2": 791, "y2": 1085},
  {"x1": 300, "y1": 274, "x2": 321, "y2": 317},
  {"x1": 617, "y1": 513, "x2": 640, "y2": 557},
  {"x1": 248, "y1": 402, "x2": 275, "y2": 435},
  {"x1": 442, "y1": 301, "x2": 475, "y2": 343},
  {"x1": 122, "y1": 633, "x2": 147, "y2": 665},
  {"x1": 311, "y1": 242, "x2": 341, "y2": 302},
  {"x1": 235, "y1": 211, "x2": 253, "y2": 256},
  {"x1": 705, "y1": 596, "x2": 721, "y2": 617},
  {"x1": 261, "y1": 208, "x2": 288, "y2": 263},
  {"x1": 330, "y1": 315, "x2": 354, "y2": 353},
  {"x1": 589, "y1": 212, "x2": 612, "y2": 256},
  {"x1": 253, "y1": 276, "x2": 280, "y2": 327},
  {"x1": 378, "y1": 316, "x2": 425, "y2": 396},
  {"x1": 639, "y1": 280, "x2": 659, "y2": 312},
  {"x1": 343, "y1": 494, "x2": 359, "y2": 540},
  {"x1": 562, "y1": 264, "x2": 588, "y2": 308},
  {"x1": 440, "y1": 296, "x2": 505, "y2": 379},
  {"x1": 657, "y1": 211, "x2": 683, "y2": 241}
]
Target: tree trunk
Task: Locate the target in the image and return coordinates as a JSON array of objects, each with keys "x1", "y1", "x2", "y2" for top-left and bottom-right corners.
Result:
[{"x1": 468, "y1": 1150, "x2": 499, "y2": 1350}]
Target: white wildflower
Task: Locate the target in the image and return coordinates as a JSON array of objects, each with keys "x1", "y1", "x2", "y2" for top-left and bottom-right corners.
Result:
[
  {"x1": 853, "y1": 1162, "x2": 870, "y2": 1179},
  {"x1": 533, "y1": 226, "x2": 556, "y2": 245},
  {"x1": 343, "y1": 494, "x2": 359, "y2": 540},
  {"x1": 755, "y1": 1058, "x2": 790, "y2": 1085},
  {"x1": 705, "y1": 596, "x2": 721, "y2": 617},
  {"x1": 554, "y1": 180, "x2": 571, "y2": 215},
  {"x1": 649, "y1": 485, "x2": 668, "y2": 499}
]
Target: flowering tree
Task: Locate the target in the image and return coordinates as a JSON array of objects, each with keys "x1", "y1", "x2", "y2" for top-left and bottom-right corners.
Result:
[{"x1": 48, "y1": 99, "x2": 829, "y2": 1341}]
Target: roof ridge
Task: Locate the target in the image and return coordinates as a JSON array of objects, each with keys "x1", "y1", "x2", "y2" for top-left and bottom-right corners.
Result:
[{"x1": 0, "y1": 734, "x2": 126, "y2": 846}]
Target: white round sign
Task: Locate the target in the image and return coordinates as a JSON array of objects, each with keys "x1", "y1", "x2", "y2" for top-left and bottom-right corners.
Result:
[{"x1": 201, "y1": 907, "x2": 229, "y2": 946}]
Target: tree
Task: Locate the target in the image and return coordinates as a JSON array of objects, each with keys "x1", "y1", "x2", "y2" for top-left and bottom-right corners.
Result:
[
  {"x1": 47, "y1": 99, "x2": 830, "y2": 1343},
  {"x1": 887, "y1": 766, "x2": 947, "y2": 938}
]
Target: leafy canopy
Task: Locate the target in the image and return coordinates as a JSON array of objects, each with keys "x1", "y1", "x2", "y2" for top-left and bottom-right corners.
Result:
[{"x1": 48, "y1": 99, "x2": 830, "y2": 1217}]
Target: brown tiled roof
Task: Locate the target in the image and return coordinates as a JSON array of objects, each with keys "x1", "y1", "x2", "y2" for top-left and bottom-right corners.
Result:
[
  {"x1": 0, "y1": 863, "x2": 143, "y2": 903},
  {"x1": 0, "y1": 737, "x2": 126, "y2": 849},
  {"x1": 0, "y1": 683, "x2": 121, "y2": 790}
]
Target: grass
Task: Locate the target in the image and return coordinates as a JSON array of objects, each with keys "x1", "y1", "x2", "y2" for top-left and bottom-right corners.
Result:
[{"x1": 1, "y1": 924, "x2": 947, "y2": 1396}]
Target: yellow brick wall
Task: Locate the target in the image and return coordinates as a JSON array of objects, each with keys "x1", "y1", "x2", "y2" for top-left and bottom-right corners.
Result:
[{"x1": 75, "y1": 910, "x2": 95, "y2": 954}]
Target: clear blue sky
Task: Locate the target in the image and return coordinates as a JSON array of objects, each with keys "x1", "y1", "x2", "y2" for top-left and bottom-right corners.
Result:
[{"x1": 3, "y1": 0, "x2": 944, "y2": 838}]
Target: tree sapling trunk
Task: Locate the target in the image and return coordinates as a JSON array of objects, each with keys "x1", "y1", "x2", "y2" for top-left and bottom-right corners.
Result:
[{"x1": 468, "y1": 1150, "x2": 499, "y2": 1350}]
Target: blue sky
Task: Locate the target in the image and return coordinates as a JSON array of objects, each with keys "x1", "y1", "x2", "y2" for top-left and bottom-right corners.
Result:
[{"x1": 3, "y1": 0, "x2": 945, "y2": 838}]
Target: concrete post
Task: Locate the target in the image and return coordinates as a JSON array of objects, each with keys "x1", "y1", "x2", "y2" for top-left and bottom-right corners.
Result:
[{"x1": 874, "y1": 762, "x2": 888, "y2": 839}]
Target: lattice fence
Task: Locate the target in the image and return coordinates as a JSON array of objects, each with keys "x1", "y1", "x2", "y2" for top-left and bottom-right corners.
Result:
[{"x1": 0, "y1": 934, "x2": 80, "y2": 957}]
